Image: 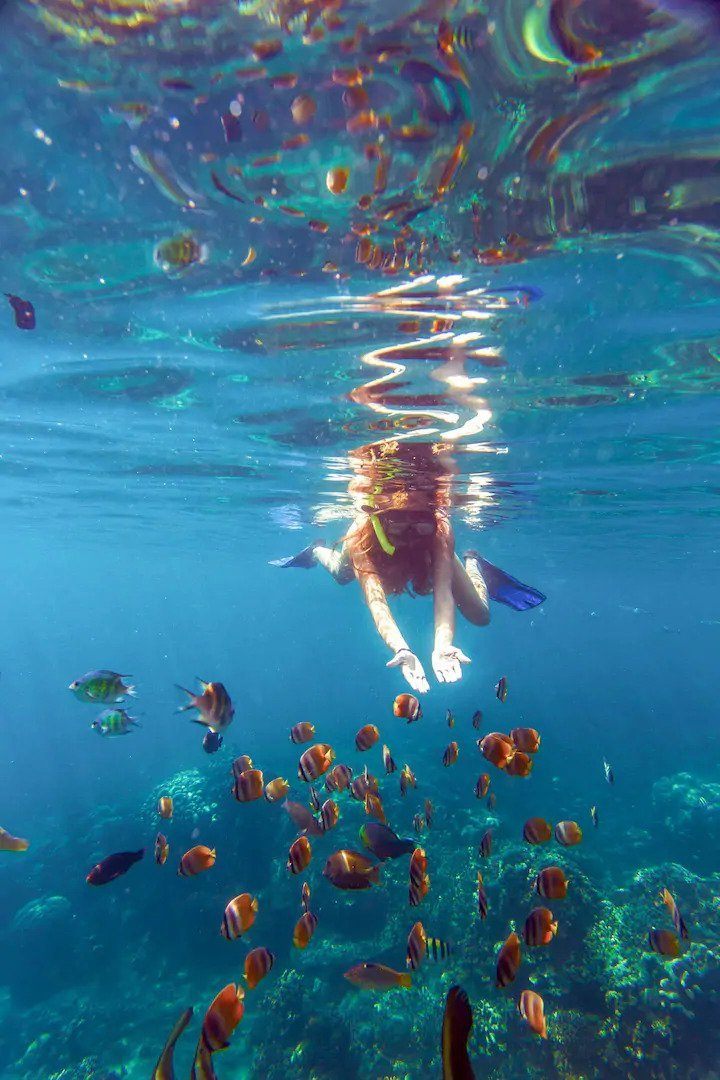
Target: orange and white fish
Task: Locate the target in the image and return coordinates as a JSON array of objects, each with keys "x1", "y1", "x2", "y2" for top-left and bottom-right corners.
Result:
[
  {"x1": 220, "y1": 894, "x2": 258, "y2": 940},
  {"x1": 178, "y1": 846, "x2": 216, "y2": 877}
]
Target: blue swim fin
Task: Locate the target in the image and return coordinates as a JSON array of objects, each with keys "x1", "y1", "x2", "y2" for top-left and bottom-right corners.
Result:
[
  {"x1": 467, "y1": 553, "x2": 546, "y2": 611},
  {"x1": 269, "y1": 540, "x2": 324, "y2": 569}
]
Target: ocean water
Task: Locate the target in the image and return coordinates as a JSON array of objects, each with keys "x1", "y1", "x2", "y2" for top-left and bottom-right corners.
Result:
[{"x1": 1, "y1": 1, "x2": 720, "y2": 1078}]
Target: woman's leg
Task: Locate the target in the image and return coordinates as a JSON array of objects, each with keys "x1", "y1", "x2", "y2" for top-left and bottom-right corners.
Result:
[{"x1": 451, "y1": 553, "x2": 490, "y2": 626}]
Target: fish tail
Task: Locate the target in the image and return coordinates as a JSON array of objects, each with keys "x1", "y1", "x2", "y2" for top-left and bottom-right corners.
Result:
[
  {"x1": 125, "y1": 684, "x2": 137, "y2": 697},
  {"x1": 175, "y1": 685, "x2": 197, "y2": 711},
  {"x1": 400, "y1": 973, "x2": 412, "y2": 988}
]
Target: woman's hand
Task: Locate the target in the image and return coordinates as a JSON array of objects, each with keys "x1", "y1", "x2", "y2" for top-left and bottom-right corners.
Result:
[
  {"x1": 432, "y1": 643, "x2": 470, "y2": 684},
  {"x1": 386, "y1": 649, "x2": 430, "y2": 694}
]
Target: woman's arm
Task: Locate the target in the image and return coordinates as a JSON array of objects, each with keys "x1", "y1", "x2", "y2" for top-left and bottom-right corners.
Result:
[
  {"x1": 433, "y1": 515, "x2": 456, "y2": 651},
  {"x1": 358, "y1": 570, "x2": 429, "y2": 693},
  {"x1": 432, "y1": 516, "x2": 470, "y2": 683},
  {"x1": 359, "y1": 570, "x2": 409, "y2": 653}
]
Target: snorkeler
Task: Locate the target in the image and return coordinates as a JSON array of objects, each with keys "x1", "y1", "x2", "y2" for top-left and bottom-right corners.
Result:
[{"x1": 272, "y1": 441, "x2": 545, "y2": 693}]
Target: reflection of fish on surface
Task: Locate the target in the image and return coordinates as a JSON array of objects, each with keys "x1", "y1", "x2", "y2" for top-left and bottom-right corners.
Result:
[
  {"x1": 5, "y1": 292, "x2": 35, "y2": 330},
  {"x1": 154, "y1": 232, "x2": 208, "y2": 274},
  {"x1": 130, "y1": 145, "x2": 204, "y2": 210}
]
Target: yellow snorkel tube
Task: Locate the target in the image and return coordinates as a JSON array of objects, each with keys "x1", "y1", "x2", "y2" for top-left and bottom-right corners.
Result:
[
  {"x1": 370, "y1": 513, "x2": 396, "y2": 557},
  {"x1": 365, "y1": 478, "x2": 397, "y2": 557}
]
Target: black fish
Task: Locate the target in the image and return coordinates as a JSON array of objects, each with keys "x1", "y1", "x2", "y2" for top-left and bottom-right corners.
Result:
[
  {"x1": 87, "y1": 848, "x2": 144, "y2": 885},
  {"x1": 359, "y1": 822, "x2": 416, "y2": 860},
  {"x1": 479, "y1": 829, "x2": 492, "y2": 858},
  {"x1": 5, "y1": 293, "x2": 35, "y2": 330},
  {"x1": 203, "y1": 730, "x2": 223, "y2": 754},
  {"x1": 471, "y1": 710, "x2": 483, "y2": 730}
]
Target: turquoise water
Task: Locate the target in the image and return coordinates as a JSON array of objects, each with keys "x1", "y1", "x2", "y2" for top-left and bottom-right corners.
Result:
[{"x1": 1, "y1": 1, "x2": 720, "y2": 1077}]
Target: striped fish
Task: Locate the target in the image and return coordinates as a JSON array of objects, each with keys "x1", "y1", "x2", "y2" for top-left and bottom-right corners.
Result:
[
  {"x1": 192, "y1": 984, "x2": 244, "y2": 1078},
  {"x1": 406, "y1": 920, "x2": 426, "y2": 970},
  {"x1": 298, "y1": 744, "x2": 335, "y2": 782},
  {"x1": 659, "y1": 887, "x2": 690, "y2": 941},
  {"x1": 495, "y1": 932, "x2": 521, "y2": 988},
  {"x1": 293, "y1": 910, "x2": 318, "y2": 949},
  {"x1": 287, "y1": 836, "x2": 312, "y2": 874},
  {"x1": 523, "y1": 907, "x2": 557, "y2": 947},
  {"x1": 477, "y1": 872, "x2": 488, "y2": 920},
  {"x1": 382, "y1": 744, "x2": 397, "y2": 774},
  {"x1": 426, "y1": 936, "x2": 452, "y2": 962},
  {"x1": 409, "y1": 847, "x2": 429, "y2": 907}
]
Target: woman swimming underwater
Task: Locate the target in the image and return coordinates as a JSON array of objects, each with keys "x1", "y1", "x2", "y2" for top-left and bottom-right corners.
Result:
[{"x1": 272, "y1": 440, "x2": 545, "y2": 693}]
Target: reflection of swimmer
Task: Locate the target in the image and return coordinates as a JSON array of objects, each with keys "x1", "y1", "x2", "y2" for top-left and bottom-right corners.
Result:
[{"x1": 272, "y1": 441, "x2": 544, "y2": 693}]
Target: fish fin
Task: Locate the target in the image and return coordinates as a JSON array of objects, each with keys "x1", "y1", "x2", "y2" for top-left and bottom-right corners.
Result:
[
  {"x1": 175, "y1": 684, "x2": 196, "y2": 709},
  {"x1": 369, "y1": 866, "x2": 381, "y2": 884},
  {"x1": 195, "y1": 676, "x2": 210, "y2": 687},
  {"x1": 191, "y1": 718, "x2": 213, "y2": 728},
  {"x1": 400, "y1": 973, "x2": 412, "y2": 988},
  {"x1": 125, "y1": 685, "x2": 137, "y2": 697}
]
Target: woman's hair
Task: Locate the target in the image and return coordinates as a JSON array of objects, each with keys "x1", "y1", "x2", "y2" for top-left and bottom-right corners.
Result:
[{"x1": 345, "y1": 440, "x2": 455, "y2": 596}]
